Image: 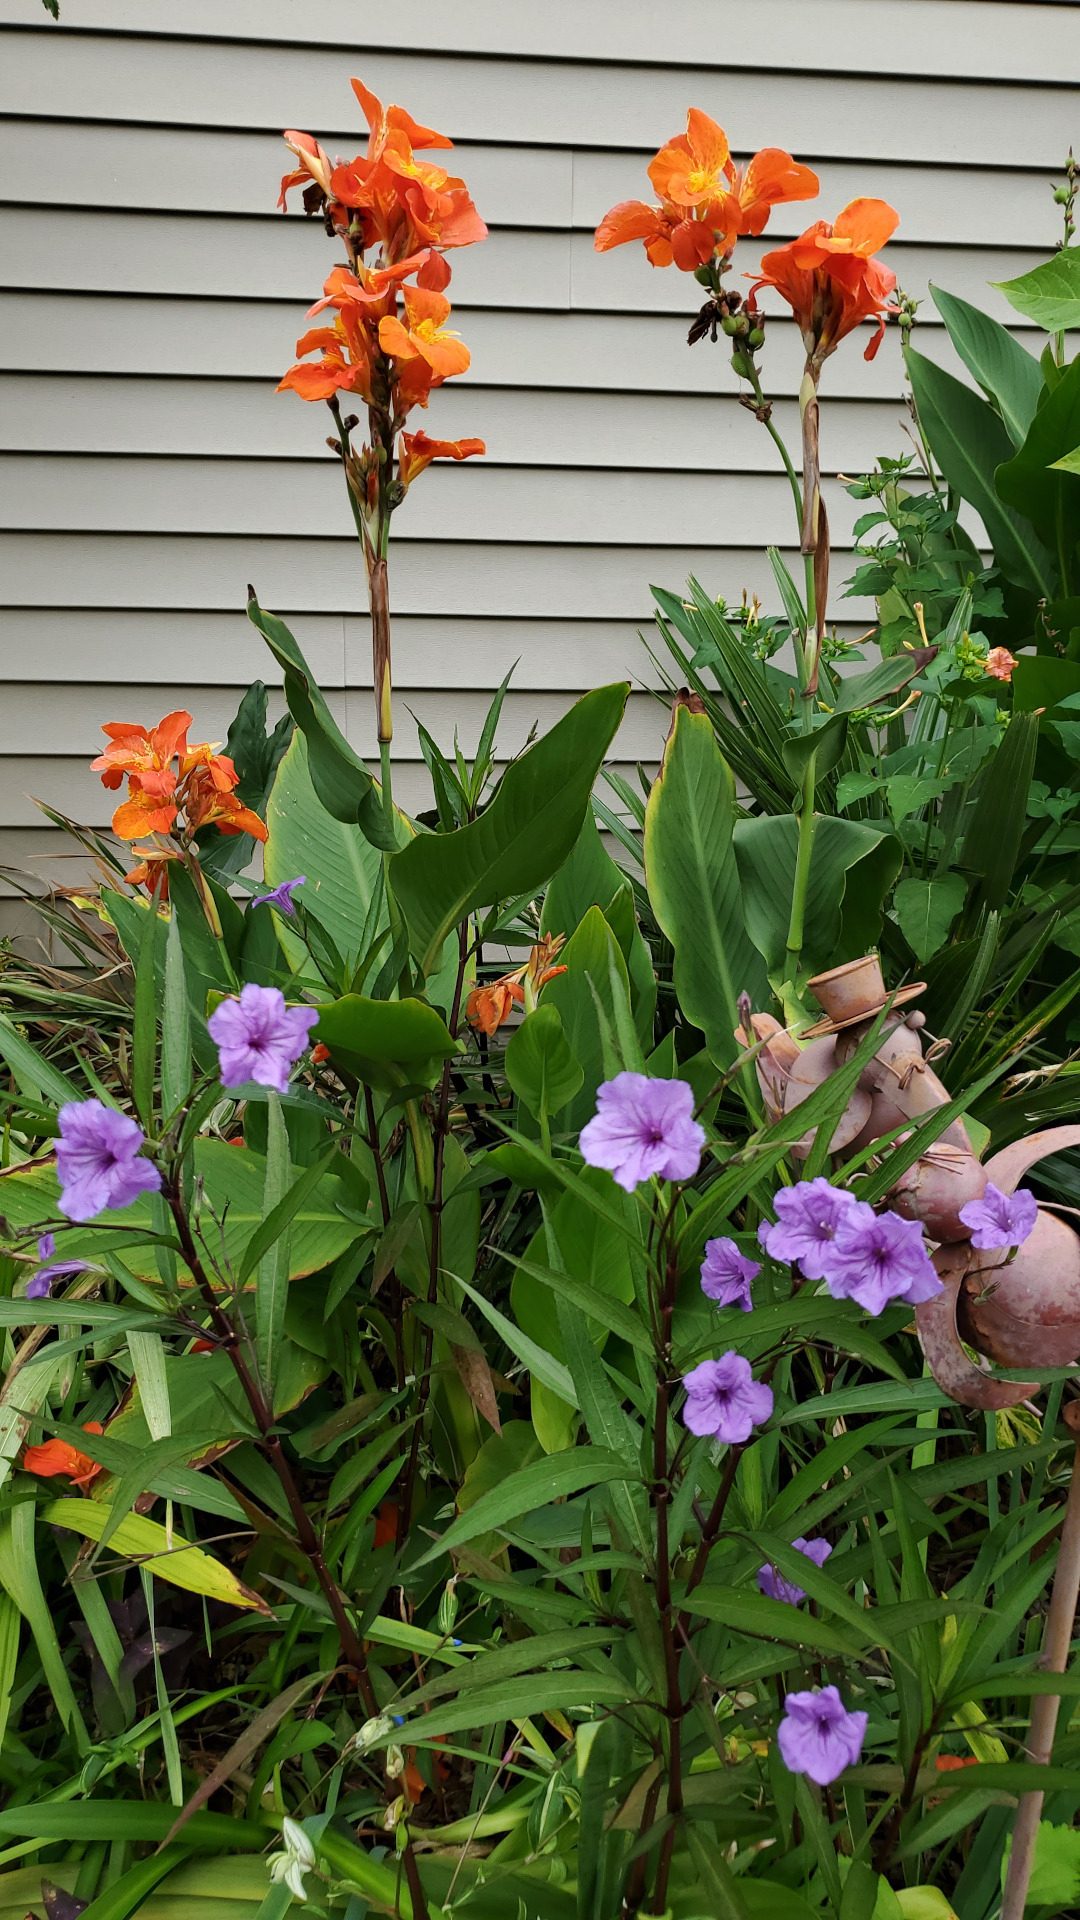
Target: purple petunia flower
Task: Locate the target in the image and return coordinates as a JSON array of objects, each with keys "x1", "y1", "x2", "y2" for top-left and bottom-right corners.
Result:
[
  {"x1": 959, "y1": 1182, "x2": 1039, "y2": 1251},
  {"x1": 822, "y1": 1202, "x2": 942, "y2": 1315},
  {"x1": 700, "y1": 1236, "x2": 759, "y2": 1313},
  {"x1": 681, "y1": 1350, "x2": 773, "y2": 1443},
  {"x1": 250, "y1": 875, "x2": 306, "y2": 917},
  {"x1": 777, "y1": 1685, "x2": 867, "y2": 1785},
  {"x1": 55, "y1": 1100, "x2": 162, "y2": 1224},
  {"x1": 207, "y1": 983, "x2": 320, "y2": 1094},
  {"x1": 25, "y1": 1231, "x2": 92, "y2": 1301},
  {"x1": 757, "y1": 1536, "x2": 833, "y2": 1606},
  {"x1": 758, "y1": 1177, "x2": 861, "y2": 1280},
  {"x1": 579, "y1": 1073, "x2": 705, "y2": 1192}
]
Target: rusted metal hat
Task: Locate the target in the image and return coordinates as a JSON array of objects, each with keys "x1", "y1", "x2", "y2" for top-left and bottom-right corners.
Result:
[{"x1": 802, "y1": 953, "x2": 925, "y2": 1039}]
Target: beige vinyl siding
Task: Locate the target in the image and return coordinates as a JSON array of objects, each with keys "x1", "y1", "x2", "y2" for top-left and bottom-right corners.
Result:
[{"x1": 1, "y1": 0, "x2": 1078, "y2": 936}]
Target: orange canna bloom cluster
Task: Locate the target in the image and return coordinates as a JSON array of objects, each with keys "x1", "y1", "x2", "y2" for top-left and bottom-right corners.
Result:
[
  {"x1": 750, "y1": 197, "x2": 900, "y2": 370},
  {"x1": 277, "y1": 80, "x2": 486, "y2": 497},
  {"x1": 595, "y1": 108, "x2": 818, "y2": 275},
  {"x1": 23, "y1": 1421, "x2": 104, "y2": 1487},
  {"x1": 91, "y1": 710, "x2": 267, "y2": 894},
  {"x1": 466, "y1": 934, "x2": 568, "y2": 1035},
  {"x1": 278, "y1": 81, "x2": 489, "y2": 754}
]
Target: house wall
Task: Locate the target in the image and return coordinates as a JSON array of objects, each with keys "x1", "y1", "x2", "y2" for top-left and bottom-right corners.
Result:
[{"x1": 1, "y1": 0, "x2": 1077, "y2": 933}]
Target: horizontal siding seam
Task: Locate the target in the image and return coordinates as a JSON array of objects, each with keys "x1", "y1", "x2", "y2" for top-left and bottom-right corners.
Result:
[{"x1": 2, "y1": 22, "x2": 1075, "y2": 91}]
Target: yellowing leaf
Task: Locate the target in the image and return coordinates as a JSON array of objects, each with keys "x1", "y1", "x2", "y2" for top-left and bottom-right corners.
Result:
[{"x1": 41, "y1": 1499, "x2": 270, "y2": 1615}]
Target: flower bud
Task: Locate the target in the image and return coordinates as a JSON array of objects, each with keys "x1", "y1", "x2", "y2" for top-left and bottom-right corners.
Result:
[
  {"x1": 694, "y1": 265, "x2": 713, "y2": 286},
  {"x1": 730, "y1": 351, "x2": 751, "y2": 377},
  {"x1": 748, "y1": 327, "x2": 766, "y2": 349},
  {"x1": 357, "y1": 1713, "x2": 394, "y2": 1750},
  {"x1": 386, "y1": 1743, "x2": 406, "y2": 1779},
  {"x1": 720, "y1": 314, "x2": 741, "y2": 337}
]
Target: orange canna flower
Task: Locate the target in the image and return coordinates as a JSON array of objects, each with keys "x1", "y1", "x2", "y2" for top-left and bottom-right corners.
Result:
[
  {"x1": 595, "y1": 199, "x2": 683, "y2": 268},
  {"x1": 752, "y1": 198, "x2": 899, "y2": 366},
  {"x1": 399, "y1": 431, "x2": 485, "y2": 486},
  {"x1": 111, "y1": 784, "x2": 179, "y2": 841},
  {"x1": 935, "y1": 1754, "x2": 979, "y2": 1772},
  {"x1": 278, "y1": 129, "x2": 336, "y2": 212},
  {"x1": 350, "y1": 76, "x2": 454, "y2": 164},
  {"x1": 378, "y1": 286, "x2": 470, "y2": 378},
  {"x1": 184, "y1": 766, "x2": 268, "y2": 841},
  {"x1": 311, "y1": 1042, "x2": 331, "y2": 1065},
  {"x1": 466, "y1": 977, "x2": 522, "y2": 1035},
  {"x1": 466, "y1": 935, "x2": 567, "y2": 1034},
  {"x1": 596, "y1": 111, "x2": 818, "y2": 274},
  {"x1": 984, "y1": 646, "x2": 1018, "y2": 682},
  {"x1": 648, "y1": 108, "x2": 731, "y2": 208},
  {"x1": 91, "y1": 710, "x2": 191, "y2": 797},
  {"x1": 23, "y1": 1421, "x2": 104, "y2": 1487},
  {"x1": 713, "y1": 147, "x2": 819, "y2": 239},
  {"x1": 277, "y1": 310, "x2": 377, "y2": 405},
  {"x1": 124, "y1": 845, "x2": 178, "y2": 899}
]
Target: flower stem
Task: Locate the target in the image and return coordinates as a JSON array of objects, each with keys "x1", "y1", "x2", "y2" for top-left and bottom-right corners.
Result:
[{"x1": 1002, "y1": 1411, "x2": 1080, "y2": 1920}]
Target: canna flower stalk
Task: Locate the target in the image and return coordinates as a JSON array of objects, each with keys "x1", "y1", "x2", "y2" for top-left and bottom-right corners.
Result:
[{"x1": 277, "y1": 80, "x2": 488, "y2": 816}]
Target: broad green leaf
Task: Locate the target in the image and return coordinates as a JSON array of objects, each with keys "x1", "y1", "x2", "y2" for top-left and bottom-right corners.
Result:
[
  {"x1": 0, "y1": 1139, "x2": 358, "y2": 1284},
  {"x1": 411, "y1": 1446, "x2": 637, "y2": 1567},
  {"x1": 961, "y1": 710, "x2": 1039, "y2": 909},
  {"x1": 905, "y1": 347, "x2": 1053, "y2": 595},
  {"x1": 734, "y1": 813, "x2": 901, "y2": 976},
  {"x1": 538, "y1": 905, "x2": 632, "y2": 1129},
  {"x1": 829, "y1": 647, "x2": 938, "y2": 713},
  {"x1": 390, "y1": 682, "x2": 628, "y2": 974},
  {"x1": 681, "y1": 1584, "x2": 872, "y2": 1660},
  {"x1": 893, "y1": 873, "x2": 968, "y2": 961},
  {"x1": 247, "y1": 595, "x2": 383, "y2": 832},
  {"x1": 1012, "y1": 652, "x2": 1080, "y2": 713},
  {"x1": 263, "y1": 731, "x2": 384, "y2": 973},
  {"x1": 131, "y1": 899, "x2": 160, "y2": 1129},
  {"x1": 0, "y1": 1803, "x2": 268, "y2": 1850},
  {"x1": 994, "y1": 247, "x2": 1080, "y2": 331},
  {"x1": 127, "y1": 1330, "x2": 171, "y2": 1439},
  {"x1": 405, "y1": 1626, "x2": 618, "y2": 1708},
  {"x1": 541, "y1": 806, "x2": 656, "y2": 1039},
  {"x1": 0, "y1": 1012, "x2": 80, "y2": 1108},
  {"x1": 508, "y1": 1251, "x2": 650, "y2": 1354},
  {"x1": 314, "y1": 992, "x2": 462, "y2": 1093},
  {"x1": 395, "y1": 1672, "x2": 633, "y2": 1744},
  {"x1": 505, "y1": 1005, "x2": 584, "y2": 1123},
  {"x1": 453, "y1": 1273, "x2": 578, "y2": 1405},
  {"x1": 0, "y1": 1596, "x2": 20, "y2": 1756},
  {"x1": 645, "y1": 704, "x2": 769, "y2": 1069},
  {"x1": 996, "y1": 353, "x2": 1080, "y2": 545},
  {"x1": 0, "y1": 1502, "x2": 88, "y2": 1750},
  {"x1": 41, "y1": 1499, "x2": 271, "y2": 1613},
  {"x1": 931, "y1": 285, "x2": 1043, "y2": 448},
  {"x1": 255, "y1": 1091, "x2": 290, "y2": 1398},
  {"x1": 782, "y1": 710, "x2": 849, "y2": 786},
  {"x1": 162, "y1": 905, "x2": 191, "y2": 1113}
]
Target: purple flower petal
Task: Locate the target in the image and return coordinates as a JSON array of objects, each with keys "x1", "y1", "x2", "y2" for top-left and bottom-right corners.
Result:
[
  {"x1": 700, "y1": 1237, "x2": 759, "y2": 1312},
  {"x1": 822, "y1": 1205, "x2": 942, "y2": 1316},
  {"x1": 777, "y1": 1685, "x2": 867, "y2": 1785},
  {"x1": 680, "y1": 1350, "x2": 773, "y2": 1443},
  {"x1": 55, "y1": 1099, "x2": 161, "y2": 1224},
  {"x1": 207, "y1": 984, "x2": 320, "y2": 1094},
  {"x1": 958, "y1": 1183, "x2": 1039, "y2": 1251},
  {"x1": 757, "y1": 1536, "x2": 832, "y2": 1606},
  {"x1": 759, "y1": 1178, "x2": 862, "y2": 1280},
  {"x1": 579, "y1": 1073, "x2": 705, "y2": 1192},
  {"x1": 251, "y1": 875, "x2": 306, "y2": 916}
]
